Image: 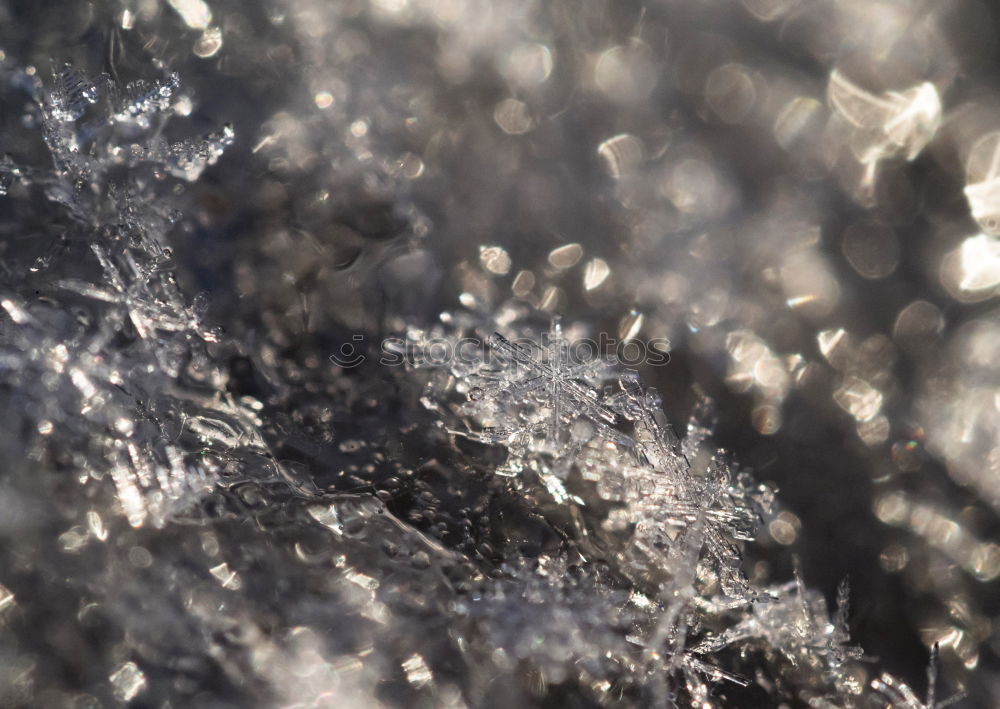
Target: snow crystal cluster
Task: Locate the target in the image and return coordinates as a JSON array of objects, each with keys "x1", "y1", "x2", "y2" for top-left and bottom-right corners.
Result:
[
  {"x1": 0, "y1": 61, "x2": 257, "y2": 533},
  {"x1": 391, "y1": 300, "x2": 958, "y2": 706}
]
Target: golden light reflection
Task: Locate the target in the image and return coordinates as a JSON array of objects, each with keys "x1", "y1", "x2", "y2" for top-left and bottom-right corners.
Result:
[{"x1": 874, "y1": 491, "x2": 1000, "y2": 582}]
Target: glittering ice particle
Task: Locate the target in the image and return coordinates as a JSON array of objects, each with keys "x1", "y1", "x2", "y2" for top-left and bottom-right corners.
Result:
[
  {"x1": 833, "y1": 376, "x2": 883, "y2": 422},
  {"x1": 109, "y1": 661, "x2": 147, "y2": 702},
  {"x1": 209, "y1": 562, "x2": 242, "y2": 590},
  {"x1": 945, "y1": 233, "x2": 1000, "y2": 297},
  {"x1": 964, "y1": 131, "x2": 1000, "y2": 235},
  {"x1": 828, "y1": 70, "x2": 941, "y2": 163},
  {"x1": 583, "y1": 258, "x2": 610, "y2": 290},
  {"x1": 0, "y1": 583, "x2": 15, "y2": 614},
  {"x1": 402, "y1": 653, "x2": 434, "y2": 688}
]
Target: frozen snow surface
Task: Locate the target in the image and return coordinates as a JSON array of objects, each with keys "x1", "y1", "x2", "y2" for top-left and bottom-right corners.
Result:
[{"x1": 1, "y1": 0, "x2": 998, "y2": 706}]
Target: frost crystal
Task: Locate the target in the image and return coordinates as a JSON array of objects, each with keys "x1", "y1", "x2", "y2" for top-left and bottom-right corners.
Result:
[
  {"x1": 406, "y1": 303, "x2": 786, "y2": 701},
  {"x1": 49, "y1": 64, "x2": 100, "y2": 122},
  {"x1": 692, "y1": 570, "x2": 863, "y2": 702},
  {"x1": 0, "y1": 62, "x2": 260, "y2": 529},
  {"x1": 471, "y1": 318, "x2": 622, "y2": 450},
  {"x1": 443, "y1": 310, "x2": 771, "y2": 598},
  {"x1": 399, "y1": 300, "x2": 956, "y2": 705},
  {"x1": 871, "y1": 644, "x2": 966, "y2": 709}
]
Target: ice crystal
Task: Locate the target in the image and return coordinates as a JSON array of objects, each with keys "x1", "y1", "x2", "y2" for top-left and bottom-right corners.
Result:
[
  {"x1": 0, "y1": 61, "x2": 259, "y2": 530},
  {"x1": 426, "y1": 308, "x2": 773, "y2": 599},
  {"x1": 49, "y1": 64, "x2": 100, "y2": 122},
  {"x1": 457, "y1": 556, "x2": 633, "y2": 687},
  {"x1": 406, "y1": 303, "x2": 785, "y2": 702},
  {"x1": 110, "y1": 72, "x2": 180, "y2": 129},
  {"x1": 163, "y1": 123, "x2": 235, "y2": 180},
  {"x1": 871, "y1": 645, "x2": 966, "y2": 709},
  {"x1": 470, "y1": 318, "x2": 624, "y2": 452},
  {"x1": 397, "y1": 293, "x2": 966, "y2": 705},
  {"x1": 692, "y1": 570, "x2": 863, "y2": 703}
]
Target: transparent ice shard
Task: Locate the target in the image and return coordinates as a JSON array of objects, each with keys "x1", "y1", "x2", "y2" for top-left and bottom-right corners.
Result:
[
  {"x1": 49, "y1": 64, "x2": 101, "y2": 122},
  {"x1": 109, "y1": 441, "x2": 216, "y2": 528},
  {"x1": 828, "y1": 70, "x2": 941, "y2": 163},
  {"x1": 58, "y1": 242, "x2": 219, "y2": 376},
  {"x1": 677, "y1": 653, "x2": 749, "y2": 688},
  {"x1": 614, "y1": 369, "x2": 683, "y2": 471},
  {"x1": 693, "y1": 568, "x2": 862, "y2": 699}
]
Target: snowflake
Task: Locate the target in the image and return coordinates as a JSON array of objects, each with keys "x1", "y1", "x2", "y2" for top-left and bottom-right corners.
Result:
[
  {"x1": 409, "y1": 310, "x2": 773, "y2": 599},
  {"x1": 469, "y1": 317, "x2": 623, "y2": 451}
]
